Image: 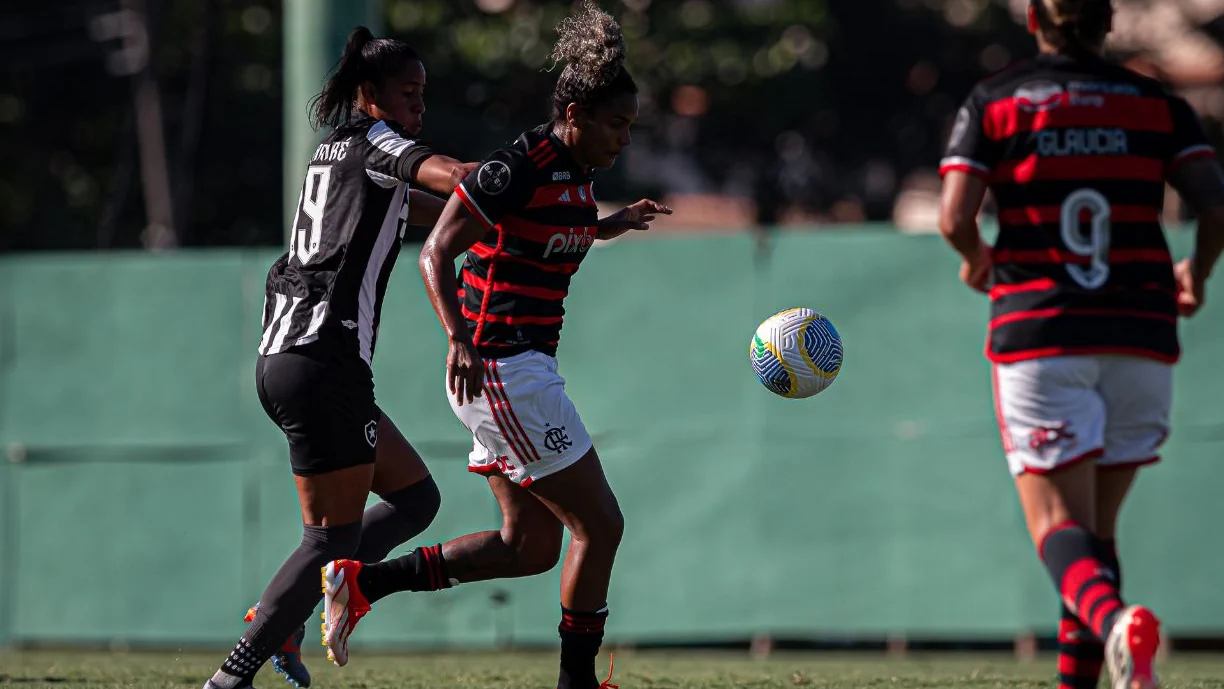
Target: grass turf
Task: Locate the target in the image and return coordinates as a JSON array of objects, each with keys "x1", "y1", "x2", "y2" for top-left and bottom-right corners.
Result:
[{"x1": 3, "y1": 649, "x2": 1224, "y2": 688}]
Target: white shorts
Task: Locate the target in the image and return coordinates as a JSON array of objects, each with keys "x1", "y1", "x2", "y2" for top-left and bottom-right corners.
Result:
[
  {"x1": 992, "y1": 355, "x2": 1171, "y2": 476},
  {"x1": 447, "y1": 350, "x2": 592, "y2": 487}
]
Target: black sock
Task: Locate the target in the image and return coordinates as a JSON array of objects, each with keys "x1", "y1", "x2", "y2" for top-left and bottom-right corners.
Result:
[
  {"x1": 352, "y1": 477, "x2": 442, "y2": 563},
  {"x1": 213, "y1": 636, "x2": 268, "y2": 688},
  {"x1": 558, "y1": 606, "x2": 608, "y2": 689},
  {"x1": 211, "y1": 522, "x2": 361, "y2": 687},
  {"x1": 1041, "y1": 523, "x2": 1125, "y2": 643},
  {"x1": 356, "y1": 543, "x2": 452, "y2": 604}
]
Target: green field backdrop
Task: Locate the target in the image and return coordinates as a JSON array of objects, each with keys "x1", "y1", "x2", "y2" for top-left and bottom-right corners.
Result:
[{"x1": 1, "y1": 227, "x2": 1220, "y2": 650}]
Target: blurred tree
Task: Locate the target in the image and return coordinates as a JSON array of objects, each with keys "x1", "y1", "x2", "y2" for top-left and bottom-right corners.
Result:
[
  {"x1": 2, "y1": 0, "x2": 1218, "y2": 251},
  {"x1": 0, "y1": 0, "x2": 283, "y2": 252}
]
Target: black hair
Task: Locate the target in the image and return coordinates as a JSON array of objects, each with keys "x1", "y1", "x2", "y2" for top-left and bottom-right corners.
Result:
[
  {"x1": 1032, "y1": 0, "x2": 1114, "y2": 56},
  {"x1": 309, "y1": 26, "x2": 421, "y2": 130},
  {"x1": 550, "y1": 0, "x2": 638, "y2": 123}
]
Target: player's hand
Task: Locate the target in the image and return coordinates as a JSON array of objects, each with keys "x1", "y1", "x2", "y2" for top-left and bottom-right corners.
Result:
[
  {"x1": 597, "y1": 198, "x2": 673, "y2": 240},
  {"x1": 959, "y1": 240, "x2": 992, "y2": 294},
  {"x1": 456, "y1": 161, "x2": 480, "y2": 181},
  {"x1": 443, "y1": 161, "x2": 480, "y2": 191},
  {"x1": 1175, "y1": 258, "x2": 1206, "y2": 317},
  {"x1": 447, "y1": 337, "x2": 484, "y2": 406}
]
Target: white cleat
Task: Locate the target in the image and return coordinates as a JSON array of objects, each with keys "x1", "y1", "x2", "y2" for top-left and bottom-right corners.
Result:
[
  {"x1": 1106, "y1": 605, "x2": 1162, "y2": 689},
  {"x1": 320, "y1": 559, "x2": 371, "y2": 668}
]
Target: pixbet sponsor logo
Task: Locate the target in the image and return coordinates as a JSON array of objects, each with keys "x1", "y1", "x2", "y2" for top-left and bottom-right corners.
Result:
[{"x1": 543, "y1": 228, "x2": 595, "y2": 258}]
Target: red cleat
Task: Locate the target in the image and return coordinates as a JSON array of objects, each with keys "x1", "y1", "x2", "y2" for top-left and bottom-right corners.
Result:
[{"x1": 1106, "y1": 605, "x2": 1162, "y2": 689}]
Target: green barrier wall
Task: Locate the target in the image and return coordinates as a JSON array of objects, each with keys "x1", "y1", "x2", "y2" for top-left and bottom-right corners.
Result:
[{"x1": 0, "y1": 228, "x2": 1221, "y2": 650}]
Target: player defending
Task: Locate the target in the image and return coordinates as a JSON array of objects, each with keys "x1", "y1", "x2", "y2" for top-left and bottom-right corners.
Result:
[
  {"x1": 939, "y1": 2, "x2": 1224, "y2": 688},
  {"x1": 319, "y1": 3, "x2": 670, "y2": 689},
  {"x1": 202, "y1": 28, "x2": 476, "y2": 689}
]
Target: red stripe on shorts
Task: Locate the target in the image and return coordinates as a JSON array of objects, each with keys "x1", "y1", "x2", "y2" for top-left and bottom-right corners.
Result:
[
  {"x1": 488, "y1": 361, "x2": 541, "y2": 462},
  {"x1": 482, "y1": 362, "x2": 534, "y2": 466}
]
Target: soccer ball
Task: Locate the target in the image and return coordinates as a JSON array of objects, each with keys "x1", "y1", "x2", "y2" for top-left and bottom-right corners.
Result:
[{"x1": 749, "y1": 307, "x2": 843, "y2": 399}]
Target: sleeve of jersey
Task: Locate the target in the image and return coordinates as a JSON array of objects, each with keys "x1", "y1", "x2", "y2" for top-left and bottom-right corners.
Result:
[
  {"x1": 363, "y1": 120, "x2": 435, "y2": 186},
  {"x1": 453, "y1": 149, "x2": 533, "y2": 230},
  {"x1": 1167, "y1": 96, "x2": 1217, "y2": 172},
  {"x1": 939, "y1": 89, "x2": 997, "y2": 180}
]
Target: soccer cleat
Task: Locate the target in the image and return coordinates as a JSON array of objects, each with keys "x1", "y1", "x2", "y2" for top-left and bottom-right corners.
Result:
[
  {"x1": 1105, "y1": 605, "x2": 1162, "y2": 689},
  {"x1": 558, "y1": 654, "x2": 618, "y2": 689},
  {"x1": 320, "y1": 559, "x2": 371, "y2": 668},
  {"x1": 243, "y1": 604, "x2": 312, "y2": 687}
]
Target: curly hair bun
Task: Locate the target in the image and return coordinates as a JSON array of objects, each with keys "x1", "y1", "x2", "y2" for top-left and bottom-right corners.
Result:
[{"x1": 551, "y1": 0, "x2": 626, "y2": 88}]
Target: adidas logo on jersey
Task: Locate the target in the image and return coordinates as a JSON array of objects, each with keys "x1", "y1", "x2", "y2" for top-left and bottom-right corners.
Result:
[
  {"x1": 555, "y1": 185, "x2": 590, "y2": 205},
  {"x1": 543, "y1": 228, "x2": 595, "y2": 258}
]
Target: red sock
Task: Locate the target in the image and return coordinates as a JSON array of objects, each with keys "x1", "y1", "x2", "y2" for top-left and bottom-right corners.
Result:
[
  {"x1": 1041, "y1": 523, "x2": 1124, "y2": 643},
  {"x1": 1055, "y1": 538, "x2": 1119, "y2": 689},
  {"x1": 1057, "y1": 608, "x2": 1103, "y2": 689}
]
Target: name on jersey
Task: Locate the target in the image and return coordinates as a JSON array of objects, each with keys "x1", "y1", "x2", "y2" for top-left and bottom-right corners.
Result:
[
  {"x1": 543, "y1": 228, "x2": 596, "y2": 259},
  {"x1": 1037, "y1": 128, "x2": 1128, "y2": 157},
  {"x1": 1067, "y1": 81, "x2": 1141, "y2": 96},
  {"x1": 313, "y1": 140, "x2": 350, "y2": 162}
]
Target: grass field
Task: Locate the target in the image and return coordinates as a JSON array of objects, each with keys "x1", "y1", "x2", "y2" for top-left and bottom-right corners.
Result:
[{"x1": 4, "y1": 649, "x2": 1224, "y2": 689}]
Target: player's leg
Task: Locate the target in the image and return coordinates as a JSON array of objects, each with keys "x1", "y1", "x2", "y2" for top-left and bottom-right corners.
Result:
[
  {"x1": 256, "y1": 413, "x2": 442, "y2": 685},
  {"x1": 355, "y1": 412, "x2": 441, "y2": 563},
  {"x1": 322, "y1": 472, "x2": 563, "y2": 665},
  {"x1": 1093, "y1": 356, "x2": 1173, "y2": 689},
  {"x1": 213, "y1": 465, "x2": 371, "y2": 689},
  {"x1": 206, "y1": 353, "x2": 375, "y2": 689},
  {"x1": 526, "y1": 447, "x2": 624, "y2": 689},
  {"x1": 1095, "y1": 466, "x2": 1161, "y2": 689},
  {"x1": 359, "y1": 473, "x2": 563, "y2": 591},
  {"x1": 1053, "y1": 467, "x2": 1126, "y2": 689},
  {"x1": 996, "y1": 359, "x2": 1132, "y2": 650}
]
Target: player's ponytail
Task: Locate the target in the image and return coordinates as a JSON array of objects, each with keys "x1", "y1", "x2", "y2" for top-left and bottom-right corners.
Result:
[
  {"x1": 309, "y1": 26, "x2": 421, "y2": 130},
  {"x1": 550, "y1": 0, "x2": 637, "y2": 123},
  {"x1": 1032, "y1": 0, "x2": 1114, "y2": 56}
]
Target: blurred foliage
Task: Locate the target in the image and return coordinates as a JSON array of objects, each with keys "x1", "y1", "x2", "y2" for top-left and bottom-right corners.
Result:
[
  {"x1": 0, "y1": 0, "x2": 284, "y2": 251},
  {"x1": 0, "y1": 0, "x2": 1215, "y2": 251}
]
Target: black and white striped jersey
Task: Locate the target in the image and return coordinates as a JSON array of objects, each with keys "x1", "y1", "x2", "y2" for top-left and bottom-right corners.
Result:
[{"x1": 258, "y1": 117, "x2": 434, "y2": 367}]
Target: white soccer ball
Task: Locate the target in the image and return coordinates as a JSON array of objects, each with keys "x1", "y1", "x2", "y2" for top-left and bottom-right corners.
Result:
[{"x1": 749, "y1": 307, "x2": 843, "y2": 399}]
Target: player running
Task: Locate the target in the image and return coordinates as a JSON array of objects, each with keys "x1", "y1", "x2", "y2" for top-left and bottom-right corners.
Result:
[
  {"x1": 939, "y1": 2, "x2": 1224, "y2": 688},
  {"x1": 319, "y1": 3, "x2": 670, "y2": 688},
  {"x1": 201, "y1": 27, "x2": 476, "y2": 689}
]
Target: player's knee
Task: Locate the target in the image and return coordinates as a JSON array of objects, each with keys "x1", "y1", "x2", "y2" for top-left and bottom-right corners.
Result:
[
  {"x1": 519, "y1": 538, "x2": 563, "y2": 575},
  {"x1": 602, "y1": 501, "x2": 625, "y2": 550},
  {"x1": 302, "y1": 521, "x2": 363, "y2": 561},
  {"x1": 573, "y1": 498, "x2": 624, "y2": 552},
  {"x1": 388, "y1": 474, "x2": 442, "y2": 530},
  {"x1": 501, "y1": 518, "x2": 563, "y2": 575}
]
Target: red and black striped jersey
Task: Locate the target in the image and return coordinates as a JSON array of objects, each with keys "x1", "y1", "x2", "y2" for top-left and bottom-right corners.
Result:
[
  {"x1": 454, "y1": 124, "x2": 599, "y2": 358},
  {"x1": 941, "y1": 53, "x2": 1216, "y2": 364}
]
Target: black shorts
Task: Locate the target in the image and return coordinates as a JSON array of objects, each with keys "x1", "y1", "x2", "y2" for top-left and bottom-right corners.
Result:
[{"x1": 255, "y1": 343, "x2": 381, "y2": 476}]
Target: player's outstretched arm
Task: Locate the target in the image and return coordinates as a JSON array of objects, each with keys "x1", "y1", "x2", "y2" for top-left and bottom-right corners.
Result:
[
  {"x1": 414, "y1": 156, "x2": 480, "y2": 196},
  {"x1": 596, "y1": 198, "x2": 673, "y2": 240},
  {"x1": 1168, "y1": 157, "x2": 1224, "y2": 316},
  {"x1": 419, "y1": 195, "x2": 489, "y2": 405},
  {"x1": 938, "y1": 170, "x2": 993, "y2": 293},
  {"x1": 406, "y1": 189, "x2": 446, "y2": 227}
]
